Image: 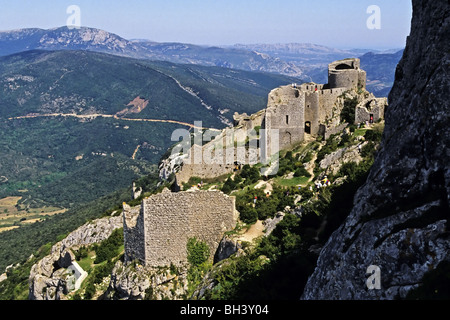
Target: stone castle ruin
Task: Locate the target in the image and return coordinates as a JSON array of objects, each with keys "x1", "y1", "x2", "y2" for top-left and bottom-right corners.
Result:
[
  {"x1": 124, "y1": 58, "x2": 387, "y2": 270},
  {"x1": 167, "y1": 58, "x2": 387, "y2": 185},
  {"x1": 123, "y1": 189, "x2": 237, "y2": 267},
  {"x1": 263, "y1": 58, "x2": 382, "y2": 156}
]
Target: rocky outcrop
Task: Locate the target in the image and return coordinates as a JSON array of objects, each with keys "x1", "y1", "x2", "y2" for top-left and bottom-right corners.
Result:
[
  {"x1": 302, "y1": 0, "x2": 450, "y2": 300},
  {"x1": 106, "y1": 260, "x2": 188, "y2": 300},
  {"x1": 319, "y1": 142, "x2": 366, "y2": 176},
  {"x1": 214, "y1": 236, "x2": 243, "y2": 264},
  {"x1": 29, "y1": 215, "x2": 122, "y2": 300},
  {"x1": 263, "y1": 212, "x2": 286, "y2": 236}
]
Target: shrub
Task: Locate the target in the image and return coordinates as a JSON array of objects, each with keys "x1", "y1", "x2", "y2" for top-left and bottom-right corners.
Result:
[
  {"x1": 364, "y1": 129, "x2": 382, "y2": 142},
  {"x1": 75, "y1": 246, "x2": 89, "y2": 261},
  {"x1": 240, "y1": 165, "x2": 261, "y2": 184},
  {"x1": 187, "y1": 237, "x2": 210, "y2": 267},
  {"x1": 294, "y1": 167, "x2": 311, "y2": 178},
  {"x1": 256, "y1": 199, "x2": 278, "y2": 221},
  {"x1": 94, "y1": 228, "x2": 123, "y2": 264},
  {"x1": 238, "y1": 204, "x2": 258, "y2": 224},
  {"x1": 302, "y1": 151, "x2": 314, "y2": 163},
  {"x1": 83, "y1": 282, "x2": 96, "y2": 300},
  {"x1": 340, "y1": 96, "x2": 358, "y2": 124},
  {"x1": 221, "y1": 177, "x2": 237, "y2": 194},
  {"x1": 361, "y1": 141, "x2": 376, "y2": 159}
]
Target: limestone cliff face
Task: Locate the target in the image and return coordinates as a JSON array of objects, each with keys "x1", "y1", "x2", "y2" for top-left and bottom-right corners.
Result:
[
  {"x1": 302, "y1": 0, "x2": 449, "y2": 299},
  {"x1": 29, "y1": 216, "x2": 122, "y2": 300}
]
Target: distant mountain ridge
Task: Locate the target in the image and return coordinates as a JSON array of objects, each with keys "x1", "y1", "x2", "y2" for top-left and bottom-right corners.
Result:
[
  {"x1": 0, "y1": 27, "x2": 139, "y2": 57},
  {"x1": 0, "y1": 26, "x2": 404, "y2": 83},
  {"x1": 0, "y1": 26, "x2": 306, "y2": 77}
]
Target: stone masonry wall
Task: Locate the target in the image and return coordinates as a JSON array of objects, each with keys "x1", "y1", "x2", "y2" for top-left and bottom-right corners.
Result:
[
  {"x1": 355, "y1": 97, "x2": 387, "y2": 124},
  {"x1": 123, "y1": 204, "x2": 145, "y2": 264},
  {"x1": 124, "y1": 189, "x2": 237, "y2": 267}
]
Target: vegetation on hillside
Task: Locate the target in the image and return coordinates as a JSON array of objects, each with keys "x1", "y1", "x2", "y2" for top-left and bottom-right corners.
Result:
[
  {"x1": 190, "y1": 123, "x2": 382, "y2": 300},
  {"x1": 0, "y1": 170, "x2": 161, "y2": 298},
  {"x1": 0, "y1": 50, "x2": 303, "y2": 210}
]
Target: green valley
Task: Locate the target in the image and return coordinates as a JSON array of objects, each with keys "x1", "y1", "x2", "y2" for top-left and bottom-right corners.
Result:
[{"x1": 0, "y1": 50, "x2": 304, "y2": 209}]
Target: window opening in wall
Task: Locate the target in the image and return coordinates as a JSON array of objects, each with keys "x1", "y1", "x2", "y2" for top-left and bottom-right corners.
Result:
[
  {"x1": 335, "y1": 63, "x2": 353, "y2": 70},
  {"x1": 305, "y1": 121, "x2": 311, "y2": 134},
  {"x1": 286, "y1": 115, "x2": 289, "y2": 125}
]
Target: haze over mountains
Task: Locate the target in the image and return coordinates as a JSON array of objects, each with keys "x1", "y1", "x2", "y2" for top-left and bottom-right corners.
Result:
[{"x1": 0, "y1": 26, "x2": 402, "y2": 96}]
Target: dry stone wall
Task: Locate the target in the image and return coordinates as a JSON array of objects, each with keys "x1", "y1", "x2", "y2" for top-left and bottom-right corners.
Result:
[{"x1": 124, "y1": 189, "x2": 237, "y2": 267}]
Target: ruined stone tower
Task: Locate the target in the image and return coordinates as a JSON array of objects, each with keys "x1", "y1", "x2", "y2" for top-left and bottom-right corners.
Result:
[
  {"x1": 328, "y1": 58, "x2": 366, "y2": 90},
  {"x1": 263, "y1": 58, "x2": 368, "y2": 156},
  {"x1": 165, "y1": 58, "x2": 384, "y2": 184},
  {"x1": 123, "y1": 189, "x2": 238, "y2": 267}
]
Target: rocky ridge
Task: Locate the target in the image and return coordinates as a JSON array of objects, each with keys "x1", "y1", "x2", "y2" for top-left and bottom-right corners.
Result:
[
  {"x1": 105, "y1": 260, "x2": 189, "y2": 300},
  {"x1": 28, "y1": 215, "x2": 122, "y2": 300},
  {"x1": 0, "y1": 26, "x2": 305, "y2": 77}
]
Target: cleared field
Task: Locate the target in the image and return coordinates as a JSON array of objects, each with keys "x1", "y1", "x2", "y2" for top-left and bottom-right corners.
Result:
[{"x1": 0, "y1": 196, "x2": 66, "y2": 233}]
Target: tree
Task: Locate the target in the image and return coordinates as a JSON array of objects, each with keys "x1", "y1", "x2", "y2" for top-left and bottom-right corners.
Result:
[
  {"x1": 294, "y1": 167, "x2": 311, "y2": 178},
  {"x1": 94, "y1": 228, "x2": 123, "y2": 264},
  {"x1": 340, "y1": 96, "x2": 358, "y2": 124},
  {"x1": 240, "y1": 165, "x2": 261, "y2": 184},
  {"x1": 221, "y1": 177, "x2": 237, "y2": 194},
  {"x1": 187, "y1": 237, "x2": 210, "y2": 267},
  {"x1": 238, "y1": 204, "x2": 258, "y2": 224}
]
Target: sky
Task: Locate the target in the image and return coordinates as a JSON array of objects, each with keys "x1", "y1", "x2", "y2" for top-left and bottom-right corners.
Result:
[{"x1": 0, "y1": 0, "x2": 412, "y2": 50}]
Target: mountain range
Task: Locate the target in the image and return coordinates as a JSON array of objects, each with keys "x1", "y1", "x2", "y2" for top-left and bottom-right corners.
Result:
[
  {"x1": 0, "y1": 27, "x2": 306, "y2": 77},
  {"x1": 0, "y1": 26, "x2": 403, "y2": 90}
]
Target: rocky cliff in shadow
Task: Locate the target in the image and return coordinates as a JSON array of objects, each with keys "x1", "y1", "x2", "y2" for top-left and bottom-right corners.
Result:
[{"x1": 302, "y1": 0, "x2": 449, "y2": 300}]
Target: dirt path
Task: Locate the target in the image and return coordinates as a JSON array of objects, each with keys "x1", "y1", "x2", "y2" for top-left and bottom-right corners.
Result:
[
  {"x1": 237, "y1": 220, "x2": 265, "y2": 243},
  {"x1": 132, "y1": 145, "x2": 141, "y2": 160}
]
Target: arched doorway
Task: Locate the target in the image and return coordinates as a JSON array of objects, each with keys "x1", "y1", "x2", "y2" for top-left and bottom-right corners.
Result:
[{"x1": 305, "y1": 121, "x2": 311, "y2": 135}]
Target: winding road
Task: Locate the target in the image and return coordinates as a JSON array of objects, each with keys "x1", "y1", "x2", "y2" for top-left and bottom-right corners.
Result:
[{"x1": 6, "y1": 113, "x2": 221, "y2": 131}]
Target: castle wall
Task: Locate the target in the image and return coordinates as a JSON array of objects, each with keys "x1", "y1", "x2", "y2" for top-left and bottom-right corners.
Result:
[
  {"x1": 124, "y1": 190, "x2": 237, "y2": 267},
  {"x1": 328, "y1": 70, "x2": 360, "y2": 89},
  {"x1": 123, "y1": 205, "x2": 145, "y2": 264},
  {"x1": 318, "y1": 88, "x2": 346, "y2": 120},
  {"x1": 264, "y1": 86, "x2": 305, "y2": 154},
  {"x1": 175, "y1": 163, "x2": 235, "y2": 185},
  {"x1": 174, "y1": 111, "x2": 265, "y2": 185},
  {"x1": 304, "y1": 92, "x2": 320, "y2": 135}
]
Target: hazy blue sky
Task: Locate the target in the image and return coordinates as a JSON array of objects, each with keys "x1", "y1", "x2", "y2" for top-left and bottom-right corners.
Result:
[{"x1": 0, "y1": 0, "x2": 412, "y2": 49}]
